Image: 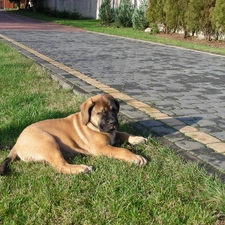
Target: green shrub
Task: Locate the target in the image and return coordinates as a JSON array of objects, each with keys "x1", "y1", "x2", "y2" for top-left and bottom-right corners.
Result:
[
  {"x1": 211, "y1": 0, "x2": 225, "y2": 34},
  {"x1": 98, "y1": 0, "x2": 115, "y2": 25},
  {"x1": 43, "y1": 6, "x2": 52, "y2": 15},
  {"x1": 56, "y1": 10, "x2": 69, "y2": 18},
  {"x1": 132, "y1": 0, "x2": 148, "y2": 30},
  {"x1": 68, "y1": 10, "x2": 82, "y2": 20},
  {"x1": 115, "y1": 0, "x2": 134, "y2": 27},
  {"x1": 146, "y1": 0, "x2": 166, "y2": 29}
]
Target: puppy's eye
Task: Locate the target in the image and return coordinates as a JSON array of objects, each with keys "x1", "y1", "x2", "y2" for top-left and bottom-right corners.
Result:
[{"x1": 97, "y1": 110, "x2": 107, "y2": 115}]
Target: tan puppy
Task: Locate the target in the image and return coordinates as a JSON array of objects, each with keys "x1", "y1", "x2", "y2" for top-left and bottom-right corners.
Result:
[{"x1": 0, "y1": 94, "x2": 147, "y2": 175}]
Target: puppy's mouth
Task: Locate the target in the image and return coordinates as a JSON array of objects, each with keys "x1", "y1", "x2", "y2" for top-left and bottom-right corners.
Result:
[
  {"x1": 100, "y1": 126, "x2": 118, "y2": 133},
  {"x1": 109, "y1": 125, "x2": 118, "y2": 132},
  {"x1": 99, "y1": 120, "x2": 118, "y2": 133}
]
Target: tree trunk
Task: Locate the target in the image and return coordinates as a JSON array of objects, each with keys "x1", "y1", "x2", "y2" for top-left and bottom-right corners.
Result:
[
  {"x1": 165, "y1": 24, "x2": 169, "y2": 34},
  {"x1": 207, "y1": 34, "x2": 211, "y2": 41},
  {"x1": 25, "y1": 0, "x2": 29, "y2": 9},
  {"x1": 215, "y1": 32, "x2": 219, "y2": 41},
  {"x1": 16, "y1": 0, "x2": 20, "y2": 9}
]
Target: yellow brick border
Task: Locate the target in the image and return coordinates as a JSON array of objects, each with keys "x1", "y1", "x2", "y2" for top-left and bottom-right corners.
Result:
[{"x1": 1, "y1": 33, "x2": 224, "y2": 155}]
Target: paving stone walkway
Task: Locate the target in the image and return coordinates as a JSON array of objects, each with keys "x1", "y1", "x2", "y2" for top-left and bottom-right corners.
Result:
[{"x1": 1, "y1": 11, "x2": 225, "y2": 177}]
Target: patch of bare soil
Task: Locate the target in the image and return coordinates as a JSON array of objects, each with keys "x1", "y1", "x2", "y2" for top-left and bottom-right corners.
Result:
[{"x1": 155, "y1": 33, "x2": 225, "y2": 49}]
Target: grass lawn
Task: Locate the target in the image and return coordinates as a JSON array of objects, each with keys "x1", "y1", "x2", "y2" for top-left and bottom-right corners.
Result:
[
  {"x1": 1, "y1": 37, "x2": 225, "y2": 224},
  {"x1": 12, "y1": 10, "x2": 225, "y2": 56}
]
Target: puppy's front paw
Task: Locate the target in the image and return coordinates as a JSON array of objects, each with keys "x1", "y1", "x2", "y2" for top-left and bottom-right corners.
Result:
[
  {"x1": 79, "y1": 165, "x2": 93, "y2": 174},
  {"x1": 128, "y1": 136, "x2": 147, "y2": 145},
  {"x1": 131, "y1": 154, "x2": 147, "y2": 166}
]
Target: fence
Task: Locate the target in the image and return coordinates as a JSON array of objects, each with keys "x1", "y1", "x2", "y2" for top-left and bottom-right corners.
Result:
[{"x1": 43, "y1": 0, "x2": 141, "y2": 19}]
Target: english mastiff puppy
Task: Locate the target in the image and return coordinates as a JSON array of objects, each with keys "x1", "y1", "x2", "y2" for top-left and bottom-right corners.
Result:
[{"x1": 0, "y1": 94, "x2": 147, "y2": 175}]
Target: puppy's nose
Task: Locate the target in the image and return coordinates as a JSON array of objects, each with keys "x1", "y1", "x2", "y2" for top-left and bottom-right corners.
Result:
[{"x1": 109, "y1": 118, "x2": 117, "y2": 126}]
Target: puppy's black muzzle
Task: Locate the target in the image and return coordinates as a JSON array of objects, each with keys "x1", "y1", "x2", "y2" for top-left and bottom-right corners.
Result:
[{"x1": 100, "y1": 113, "x2": 119, "y2": 133}]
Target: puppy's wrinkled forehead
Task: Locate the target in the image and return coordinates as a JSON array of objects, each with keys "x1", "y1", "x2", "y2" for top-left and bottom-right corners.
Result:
[{"x1": 94, "y1": 94, "x2": 119, "y2": 112}]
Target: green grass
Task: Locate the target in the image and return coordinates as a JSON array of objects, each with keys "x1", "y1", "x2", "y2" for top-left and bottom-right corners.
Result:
[
  {"x1": 11, "y1": 10, "x2": 225, "y2": 56},
  {"x1": 1, "y1": 40, "x2": 225, "y2": 224}
]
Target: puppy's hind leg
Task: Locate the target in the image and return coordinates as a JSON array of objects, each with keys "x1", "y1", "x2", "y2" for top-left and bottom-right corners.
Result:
[
  {"x1": 31, "y1": 134, "x2": 92, "y2": 175},
  {"x1": 1, "y1": 129, "x2": 92, "y2": 175}
]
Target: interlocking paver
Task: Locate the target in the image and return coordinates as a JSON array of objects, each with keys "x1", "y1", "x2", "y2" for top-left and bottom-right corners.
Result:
[
  {"x1": 175, "y1": 140, "x2": 206, "y2": 151},
  {"x1": 158, "y1": 117, "x2": 186, "y2": 127},
  {"x1": 210, "y1": 132, "x2": 225, "y2": 141},
  {"x1": 185, "y1": 132, "x2": 220, "y2": 144},
  {"x1": 173, "y1": 125, "x2": 198, "y2": 133},
  {"x1": 197, "y1": 153, "x2": 225, "y2": 171},
  {"x1": 190, "y1": 148, "x2": 215, "y2": 156},
  {"x1": 207, "y1": 143, "x2": 225, "y2": 153}
]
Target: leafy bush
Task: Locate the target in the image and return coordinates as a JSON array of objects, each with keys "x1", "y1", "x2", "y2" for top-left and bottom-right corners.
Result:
[
  {"x1": 115, "y1": 0, "x2": 134, "y2": 27},
  {"x1": 146, "y1": 0, "x2": 221, "y2": 39},
  {"x1": 56, "y1": 10, "x2": 69, "y2": 18},
  {"x1": 132, "y1": 0, "x2": 148, "y2": 30},
  {"x1": 98, "y1": 0, "x2": 115, "y2": 25},
  {"x1": 146, "y1": 0, "x2": 166, "y2": 29},
  {"x1": 211, "y1": 0, "x2": 225, "y2": 34},
  {"x1": 68, "y1": 10, "x2": 82, "y2": 20}
]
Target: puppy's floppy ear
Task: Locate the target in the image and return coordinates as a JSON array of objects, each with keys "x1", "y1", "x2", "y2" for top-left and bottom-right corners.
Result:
[
  {"x1": 80, "y1": 98, "x2": 95, "y2": 125},
  {"x1": 114, "y1": 97, "x2": 120, "y2": 113}
]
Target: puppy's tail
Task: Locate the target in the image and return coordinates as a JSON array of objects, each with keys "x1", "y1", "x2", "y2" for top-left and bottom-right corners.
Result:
[{"x1": 0, "y1": 149, "x2": 17, "y2": 176}]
